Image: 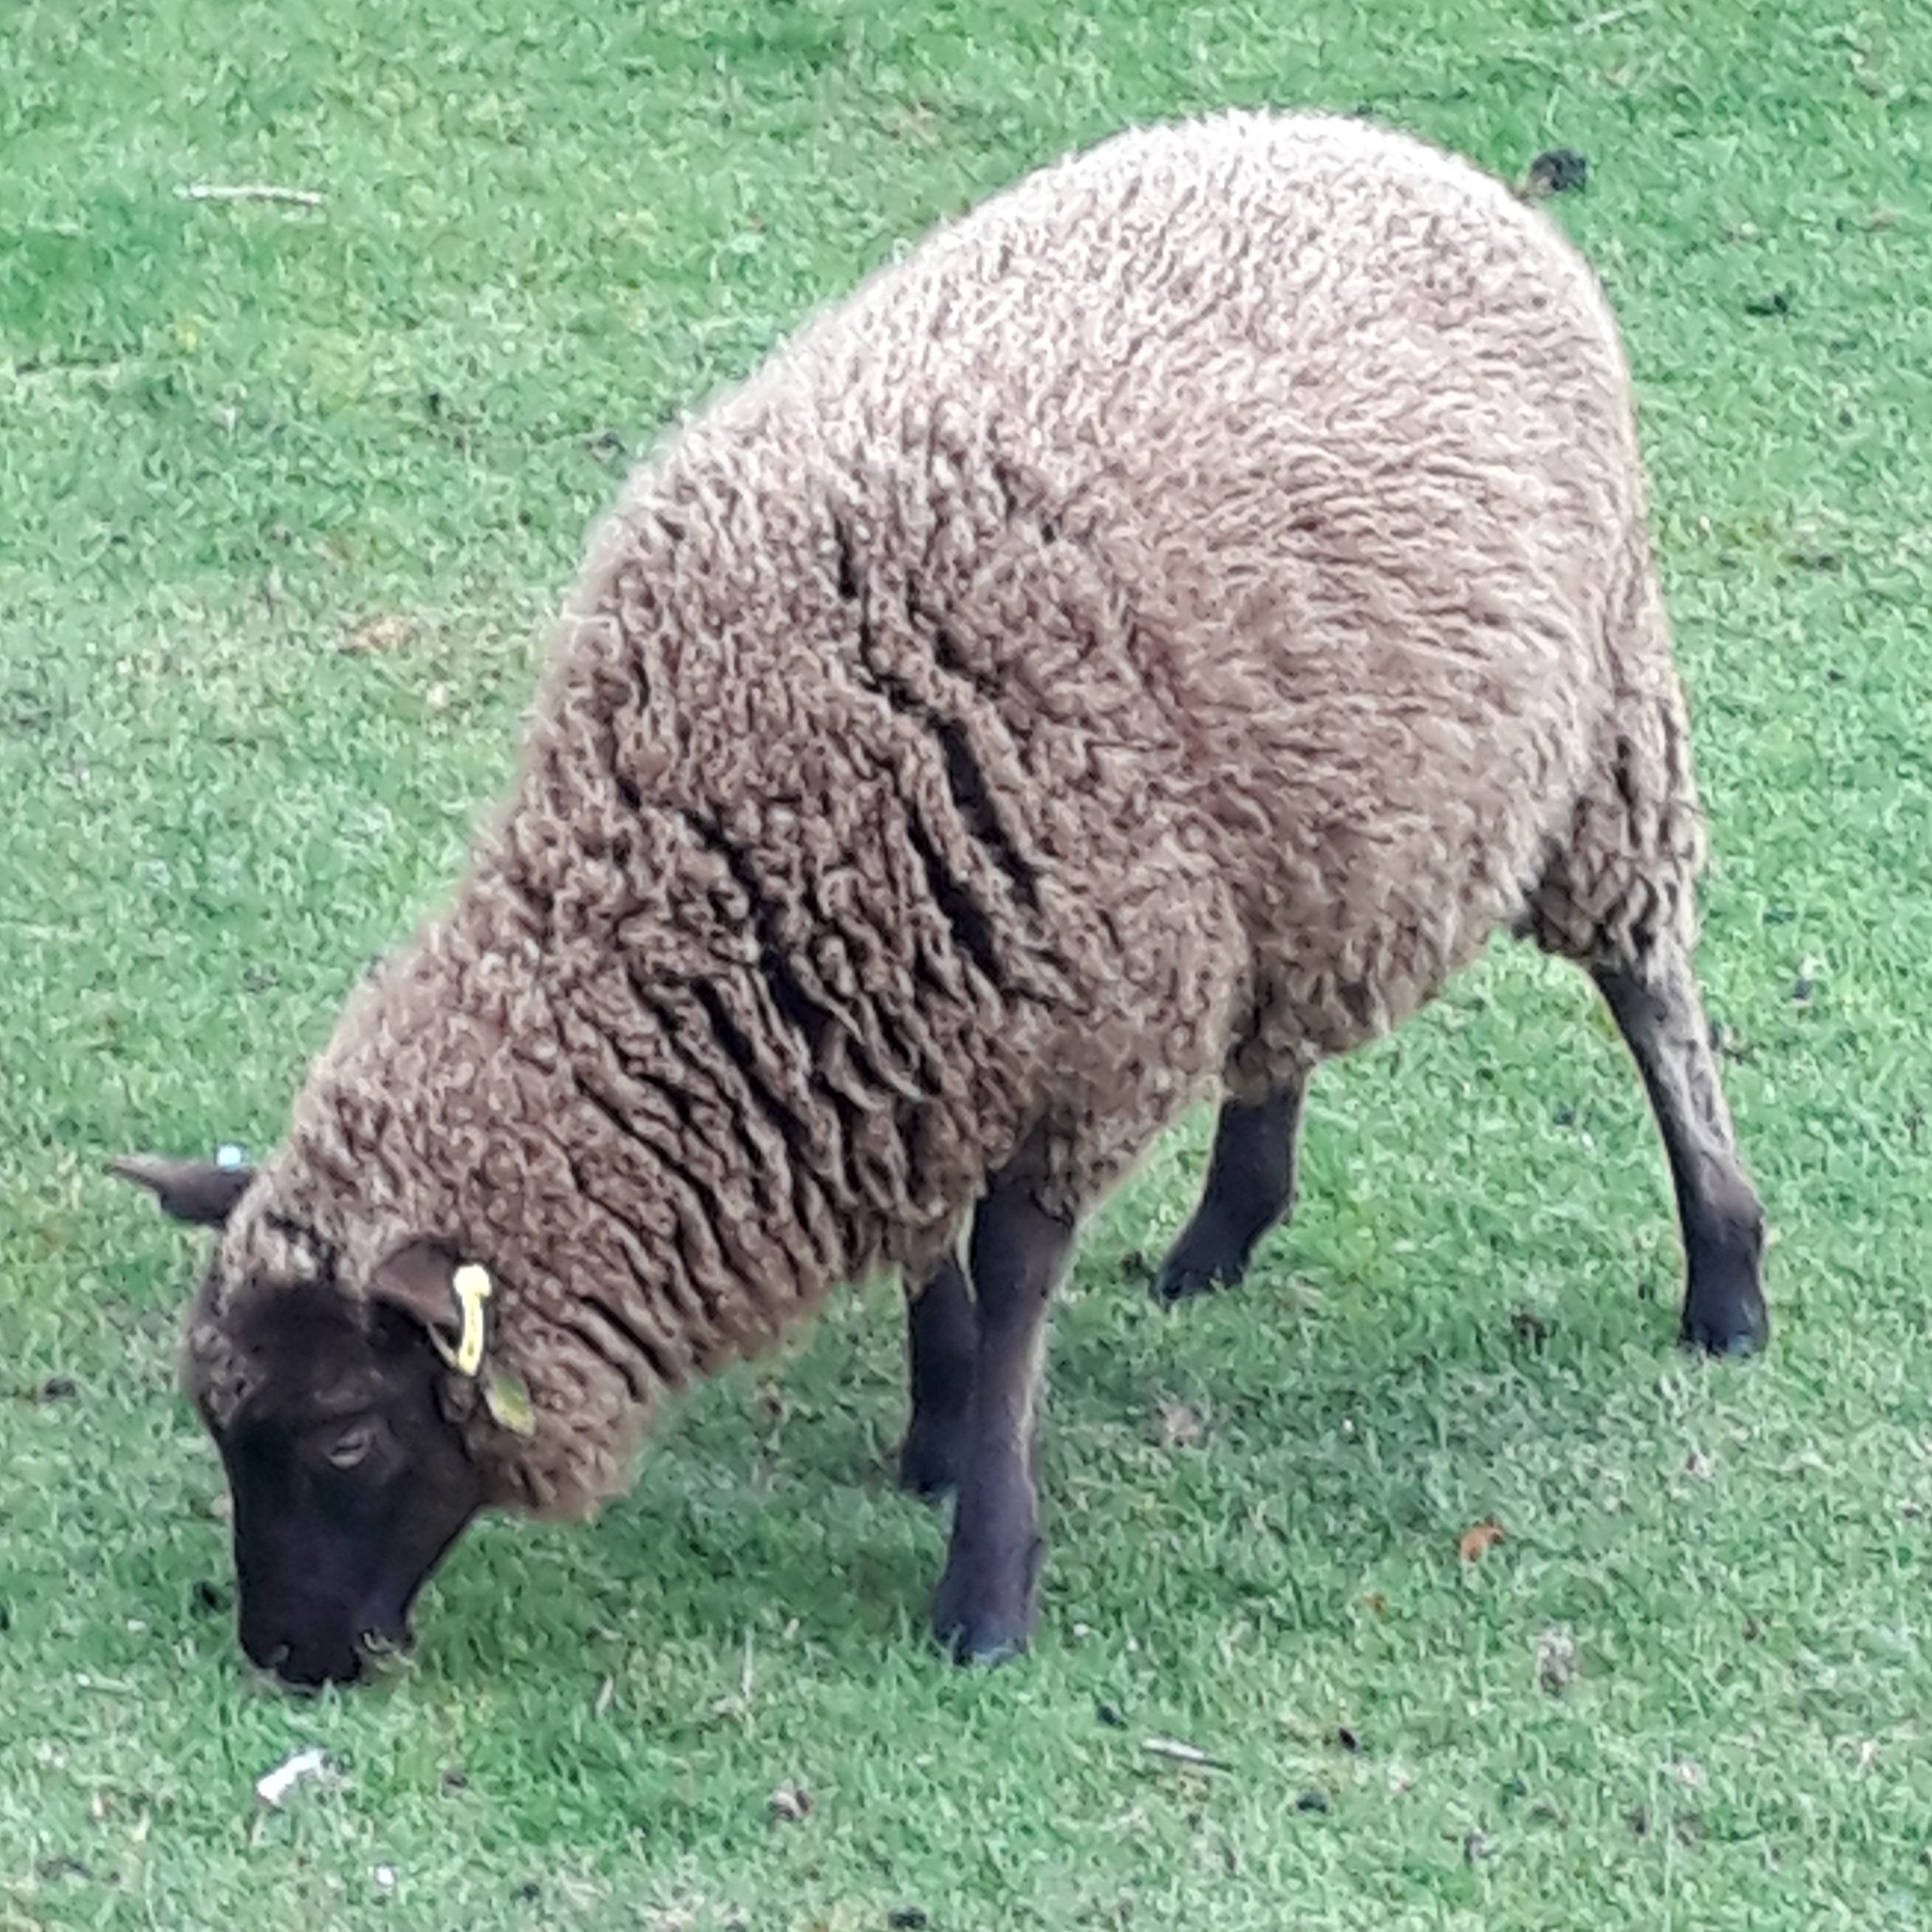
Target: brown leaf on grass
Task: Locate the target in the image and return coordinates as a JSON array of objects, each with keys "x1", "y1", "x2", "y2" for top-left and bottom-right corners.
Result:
[
  {"x1": 339, "y1": 613, "x2": 420, "y2": 656},
  {"x1": 1458, "y1": 1520, "x2": 1505, "y2": 1564}
]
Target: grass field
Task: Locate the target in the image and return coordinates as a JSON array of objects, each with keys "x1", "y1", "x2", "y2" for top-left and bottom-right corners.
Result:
[{"x1": 4, "y1": 1, "x2": 1931, "y2": 1925}]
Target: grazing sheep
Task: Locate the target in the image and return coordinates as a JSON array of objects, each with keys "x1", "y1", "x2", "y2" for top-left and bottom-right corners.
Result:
[{"x1": 115, "y1": 107, "x2": 1767, "y2": 1688}]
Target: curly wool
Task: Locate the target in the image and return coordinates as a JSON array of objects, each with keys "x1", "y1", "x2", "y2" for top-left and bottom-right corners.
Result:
[{"x1": 193, "y1": 109, "x2": 1707, "y2": 1516}]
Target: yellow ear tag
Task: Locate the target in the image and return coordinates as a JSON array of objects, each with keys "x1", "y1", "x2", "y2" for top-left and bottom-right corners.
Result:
[
  {"x1": 431, "y1": 1263, "x2": 494, "y2": 1379},
  {"x1": 482, "y1": 1369, "x2": 536, "y2": 1438}
]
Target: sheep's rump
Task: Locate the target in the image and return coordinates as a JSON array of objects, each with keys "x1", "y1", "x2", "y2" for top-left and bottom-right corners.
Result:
[{"x1": 246, "y1": 112, "x2": 1684, "y2": 1509}]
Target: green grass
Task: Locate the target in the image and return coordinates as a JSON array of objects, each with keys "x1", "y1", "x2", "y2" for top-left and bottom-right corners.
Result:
[{"x1": 4, "y1": 0, "x2": 1931, "y2": 1925}]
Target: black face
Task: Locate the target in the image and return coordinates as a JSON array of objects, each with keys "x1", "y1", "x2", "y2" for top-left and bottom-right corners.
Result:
[
  {"x1": 211, "y1": 1290, "x2": 488, "y2": 1688},
  {"x1": 112, "y1": 1153, "x2": 499, "y2": 1688}
]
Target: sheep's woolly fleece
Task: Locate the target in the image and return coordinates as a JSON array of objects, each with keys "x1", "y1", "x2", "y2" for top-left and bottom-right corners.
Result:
[{"x1": 191, "y1": 109, "x2": 1706, "y2": 1516}]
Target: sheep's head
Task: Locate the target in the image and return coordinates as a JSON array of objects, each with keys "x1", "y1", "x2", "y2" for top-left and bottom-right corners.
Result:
[{"x1": 112, "y1": 1156, "x2": 494, "y2": 1690}]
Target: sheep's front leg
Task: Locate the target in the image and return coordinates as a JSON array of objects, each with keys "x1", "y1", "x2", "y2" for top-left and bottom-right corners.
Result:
[
  {"x1": 1592, "y1": 948, "x2": 1769, "y2": 1355},
  {"x1": 898, "y1": 1254, "x2": 976, "y2": 1501},
  {"x1": 1151, "y1": 1079, "x2": 1305, "y2": 1303},
  {"x1": 929, "y1": 1166, "x2": 1073, "y2": 1663}
]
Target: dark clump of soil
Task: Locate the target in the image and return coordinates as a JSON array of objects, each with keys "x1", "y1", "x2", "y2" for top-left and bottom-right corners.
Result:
[
  {"x1": 1526, "y1": 148, "x2": 1588, "y2": 195},
  {"x1": 17, "y1": 1375, "x2": 79, "y2": 1404}
]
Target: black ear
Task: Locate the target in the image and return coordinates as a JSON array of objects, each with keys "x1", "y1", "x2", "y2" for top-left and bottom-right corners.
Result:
[
  {"x1": 108, "y1": 1155, "x2": 256, "y2": 1228},
  {"x1": 366, "y1": 1239, "x2": 462, "y2": 1342}
]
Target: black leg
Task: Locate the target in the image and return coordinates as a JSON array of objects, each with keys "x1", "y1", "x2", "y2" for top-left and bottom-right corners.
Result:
[
  {"x1": 898, "y1": 1253, "x2": 977, "y2": 1501},
  {"x1": 1592, "y1": 949, "x2": 1768, "y2": 1355},
  {"x1": 1151, "y1": 1079, "x2": 1305, "y2": 1303},
  {"x1": 930, "y1": 1157, "x2": 1073, "y2": 1664}
]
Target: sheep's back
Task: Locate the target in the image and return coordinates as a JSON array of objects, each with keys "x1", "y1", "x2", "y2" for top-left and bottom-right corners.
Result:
[{"x1": 634, "y1": 112, "x2": 1651, "y2": 1034}]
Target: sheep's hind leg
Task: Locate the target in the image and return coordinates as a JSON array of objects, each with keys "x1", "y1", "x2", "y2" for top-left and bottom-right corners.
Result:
[
  {"x1": 898, "y1": 1255, "x2": 976, "y2": 1501},
  {"x1": 1592, "y1": 945, "x2": 1768, "y2": 1355},
  {"x1": 1150, "y1": 1078, "x2": 1305, "y2": 1303},
  {"x1": 929, "y1": 1158, "x2": 1073, "y2": 1664}
]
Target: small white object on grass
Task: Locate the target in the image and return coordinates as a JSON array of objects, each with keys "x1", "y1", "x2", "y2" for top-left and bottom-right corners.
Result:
[
  {"x1": 1535, "y1": 1626, "x2": 1580, "y2": 1696},
  {"x1": 215, "y1": 1143, "x2": 248, "y2": 1170},
  {"x1": 178, "y1": 183, "x2": 324, "y2": 208},
  {"x1": 1141, "y1": 1735, "x2": 1230, "y2": 1772},
  {"x1": 1573, "y1": 3, "x2": 1641, "y2": 31},
  {"x1": 255, "y1": 1746, "x2": 330, "y2": 1809}
]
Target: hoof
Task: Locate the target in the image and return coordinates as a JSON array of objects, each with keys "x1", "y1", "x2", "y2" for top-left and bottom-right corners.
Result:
[
  {"x1": 932, "y1": 1603, "x2": 1033, "y2": 1666},
  {"x1": 896, "y1": 1424, "x2": 963, "y2": 1503},
  {"x1": 931, "y1": 1543, "x2": 1040, "y2": 1664},
  {"x1": 1148, "y1": 1241, "x2": 1248, "y2": 1306},
  {"x1": 1679, "y1": 1293, "x2": 1769, "y2": 1359}
]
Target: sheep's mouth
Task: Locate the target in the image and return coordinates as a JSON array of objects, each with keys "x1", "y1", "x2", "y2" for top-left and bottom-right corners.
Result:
[
  {"x1": 357, "y1": 1622, "x2": 418, "y2": 1676},
  {"x1": 242, "y1": 1606, "x2": 417, "y2": 1690},
  {"x1": 249, "y1": 1640, "x2": 364, "y2": 1693}
]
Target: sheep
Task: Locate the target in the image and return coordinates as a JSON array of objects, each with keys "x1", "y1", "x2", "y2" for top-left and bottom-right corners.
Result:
[{"x1": 113, "y1": 106, "x2": 1767, "y2": 1688}]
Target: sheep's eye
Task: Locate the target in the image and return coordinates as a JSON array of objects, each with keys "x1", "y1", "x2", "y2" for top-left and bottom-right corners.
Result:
[{"x1": 325, "y1": 1422, "x2": 376, "y2": 1470}]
